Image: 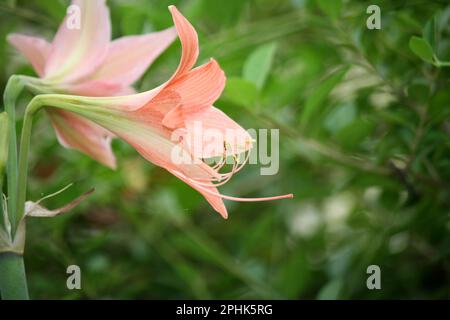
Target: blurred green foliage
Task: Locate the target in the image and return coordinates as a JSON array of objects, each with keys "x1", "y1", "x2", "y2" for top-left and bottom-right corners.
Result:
[{"x1": 1, "y1": 0, "x2": 450, "y2": 299}]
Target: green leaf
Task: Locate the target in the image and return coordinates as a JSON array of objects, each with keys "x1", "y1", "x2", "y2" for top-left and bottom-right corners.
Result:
[
  {"x1": 316, "y1": 0, "x2": 342, "y2": 19},
  {"x1": 301, "y1": 67, "x2": 349, "y2": 126},
  {"x1": 407, "y1": 83, "x2": 430, "y2": 105},
  {"x1": 429, "y1": 91, "x2": 450, "y2": 123},
  {"x1": 317, "y1": 279, "x2": 343, "y2": 300},
  {"x1": 276, "y1": 252, "x2": 311, "y2": 297},
  {"x1": 243, "y1": 42, "x2": 277, "y2": 90},
  {"x1": 0, "y1": 113, "x2": 8, "y2": 232},
  {"x1": 377, "y1": 110, "x2": 414, "y2": 129},
  {"x1": 335, "y1": 118, "x2": 374, "y2": 150},
  {"x1": 423, "y1": 16, "x2": 436, "y2": 50},
  {"x1": 409, "y1": 36, "x2": 434, "y2": 63},
  {"x1": 0, "y1": 113, "x2": 7, "y2": 179},
  {"x1": 223, "y1": 77, "x2": 258, "y2": 107},
  {"x1": 324, "y1": 103, "x2": 356, "y2": 133}
]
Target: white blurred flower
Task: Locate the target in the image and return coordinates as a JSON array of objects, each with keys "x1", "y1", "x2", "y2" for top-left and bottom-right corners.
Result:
[
  {"x1": 364, "y1": 186, "x2": 382, "y2": 204},
  {"x1": 324, "y1": 193, "x2": 355, "y2": 231},
  {"x1": 289, "y1": 203, "x2": 321, "y2": 238},
  {"x1": 369, "y1": 91, "x2": 396, "y2": 109},
  {"x1": 389, "y1": 232, "x2": 409, "y2": 254}
]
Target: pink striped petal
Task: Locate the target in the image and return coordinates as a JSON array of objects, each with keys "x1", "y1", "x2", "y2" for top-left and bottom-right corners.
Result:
[
  {"x1": 123, "y1": 128, "x2": 228, "y2": 218},
  {"x1": 161, "y1": 104, "x2": 184, "y2": 129},
  {"x1": 61, "y1": 81, "x2": 137, "y2": 97},
  {"x1": 44, "y1": 0, "x2": 111, "y2": 83},
  {"x1": 48, "y1": 110, "x2": 116, "y2": 169},
  {"x1": 61, "y1": 80, "x2": 125, "y2": 96},
  {"x1": 89, "y1": 28, "x2": 177, "y2": 86},
  {"x1": 128, "y1": 5, "x2": 201, "y2": 114},
  {"x1": 7, "y1": 34, "x2": 50, "y2": 77},
  {"x1": 162, "y1": 59, "x2": 226, "y2": 126},
  {"x1": 169, "y1": 168, "x2": 228, "y2": 219},
  {"x1": 168, "y1": 5, "x2": 199, "y2": 80},
  {"x1": 182, "y1": 107, "x2": 253, "y2": 159}
]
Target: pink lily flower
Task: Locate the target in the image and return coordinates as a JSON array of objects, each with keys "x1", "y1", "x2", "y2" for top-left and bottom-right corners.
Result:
[
  {"x1": 34, "y1": 6, "x2": 293, "y2": 218},
  {"x1": 8, "y1": 0, "x2": 177, "y2": 168}
]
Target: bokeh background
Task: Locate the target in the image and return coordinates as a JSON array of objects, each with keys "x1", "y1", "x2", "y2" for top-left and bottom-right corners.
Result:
[{"x1": 1, "y1": 0, "x2": 449, "y2": 299}]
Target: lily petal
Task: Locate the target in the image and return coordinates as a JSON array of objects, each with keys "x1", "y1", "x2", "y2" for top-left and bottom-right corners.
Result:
[
  {"x1": 168, "y1": 5, "x2": 199, "y2": 80},
  {"x1": 162, "y1": 59, "x2": 226, "y2": 128},
  {"x1": 169, "y1": 168, "x2": 228, "y2": 219},
  {"x1": 61, "y1": 80, "x2": 127, "y2": 97},
  {"x1": 125, "y1": 5, "x2": 201, "y2": 112},
  {"x1": 122, "y1": 110, "x2": 210, "y2": 184},
  {"x1": 45, "y1": 0, "x2": 111, "y2": 83},
  {"x1": 7, "y1": 34, "x2": 51, "y2": 77},
  {"x1": 182, "y1": 107, "x2": 253, "y2": 159},
  {"x1": 48, "y1": 110, "x2": 116, "y2": 169},
  {"x1": 170, "y1": 59, "x2": 226, "y2": 109},
  {"x1": 121, "y1": 120, "x2": 228, "y2": 218},
  {"x1": 130, "y1": 128, "x2": 228, "y2": 218},
  {"x1": 89, "y1": 27, "x2": 177, "y2": 86}
]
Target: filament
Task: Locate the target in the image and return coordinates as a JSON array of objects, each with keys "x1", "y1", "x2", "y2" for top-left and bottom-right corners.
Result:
[{"x1": 172, "y1": 169, "x2": 293, "y2": 202}]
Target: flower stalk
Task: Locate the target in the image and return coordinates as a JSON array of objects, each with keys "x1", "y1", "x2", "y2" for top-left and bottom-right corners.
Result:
[
  {"x1": 0, "y1": 75, "x2": 29, "y2": 300},
  {"x1": 15, "y1": 96, "x2": 47, "y2": 227},
  {"x1": 0, "y1": 253, "x2": 29, "y2": 300},
  {"x1": 4, "y1": 75, "x2": 24, "y2": 232},
  {"x1": 0, "y1": 112, "x2": 8, "y2": 225}
]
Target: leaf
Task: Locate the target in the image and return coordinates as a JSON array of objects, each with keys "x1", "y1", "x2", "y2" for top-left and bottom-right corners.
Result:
[
  {"x1": 317, "y1": 279, "x2": 343, "y2": 300},
  {"x1": 301, "y1": 67, "x2": 349, "y2": 126},
  {"x1": 316, "y1": 0, "x2": 342, "y2": 19},
  {"x1": 336, "y1": 118, "x2": 374, "y2": 150},
  {"x1": 1, "y1": 193, "x2": 10, "y2": 236},
  {"x1": 324, "y1": 103, "x2": 356, "y2": 133},
  {"x1": 436, "y1": 7, "x2": 450, "y2": 33},
  {"x1": 0, "y1": 113, "x2": 7, "y2": 225},
  {"x1": 223, "y1": 77, "x2": 258, "y2": 107},
  {"x1": 429, "y1": 91, "x2": 450, "y2": 123},
  {"x1": 423, "y1": 16, "x2": 436, "y2": 50},
  {"x1": 243, "y1": 42, "x2": 277, "y2": 90},
  {"x1": 409, "y1": 36, "x2": 434, "y2": 63},
  {"x1": 407, "y1": 83, "x2": 430, "y2": 105},
  {"x1": 276, "y1": 251, "x2": 311, "y2": 297},
  {"x1": 25, "y1": 188, "x2": 95, "y2": 218},
  {"x1": 377, "y1": 110, "x2": 414, "y2": 130},
  {"x1": 0, "y1": 194, "x2": 24, "y2": 254},
  {"x1": 0, "y1": 113, "x2": 8, "y2": 178}
]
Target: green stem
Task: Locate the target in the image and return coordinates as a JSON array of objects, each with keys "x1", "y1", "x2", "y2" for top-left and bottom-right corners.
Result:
[
  {"x1": 0, "y1": 174, "x2": 4, "y2": 230},
  {"x1": 0, "y1": 253, "x2": 29, "y2": 299},
  {"x1": 1, "y1": 76, "x2": 28, "y2": 300},
  {"x1": 4, "y1": 75, "x2": 24, "y2": 233},
  {"x1": 0, "y1": 93, "x2": 45, "y2": 301},
  {"x1": 0, "y1": 112, "x2": 8, "y2": 226},
  {"x1": 435, "y1": 60, "x2": 450, "y2": 68},
  {"x1": 15, "y1": 97, "x2": 42, "y2": 228}
]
